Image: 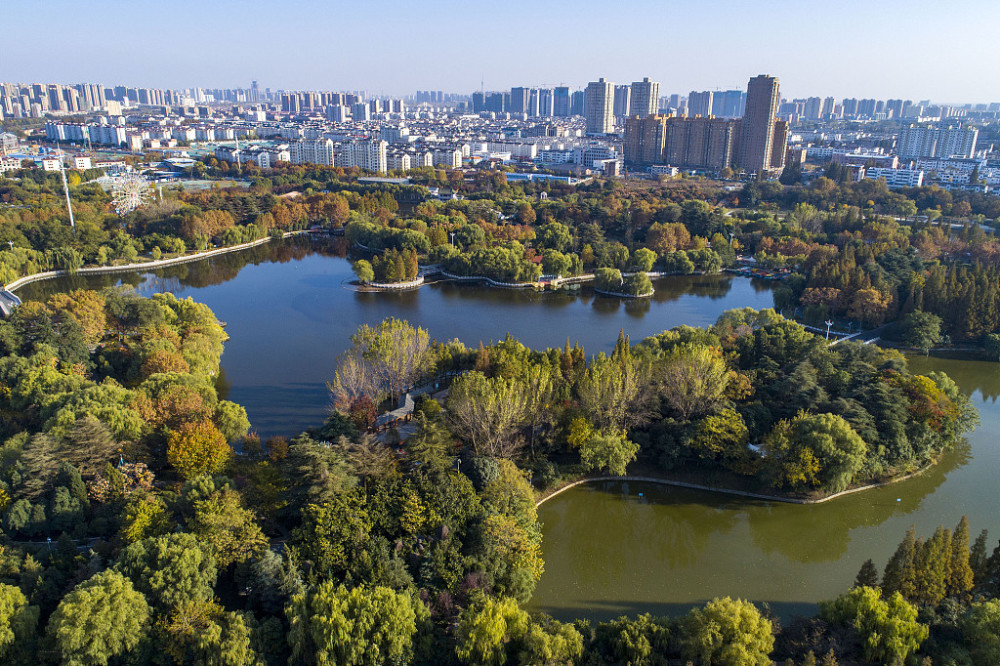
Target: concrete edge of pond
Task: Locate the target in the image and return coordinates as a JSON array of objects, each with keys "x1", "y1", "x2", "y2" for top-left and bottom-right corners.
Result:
[
  {"x1": 5, "y1": 231, "x2": 308, "y2": 293},
  {"x1": 535, "y1": 465, "x2": 935, "y2": 508}
]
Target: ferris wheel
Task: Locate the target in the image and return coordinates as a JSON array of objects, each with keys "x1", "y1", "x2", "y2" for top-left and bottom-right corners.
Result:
[{"x1": 111, "y1": 172, "x2": 153, "y2": 216}]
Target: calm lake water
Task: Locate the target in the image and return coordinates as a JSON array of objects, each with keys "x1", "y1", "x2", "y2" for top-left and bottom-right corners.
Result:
[
  {"x1": 17, "y1": 237, "x2": 776, "y2": 439},
  {"x1": 529, "y1": 354, "x2": 1000, "y2": 622},
  {"x1": 19, "y1": 237, "x2": 999, "y2": 622}
]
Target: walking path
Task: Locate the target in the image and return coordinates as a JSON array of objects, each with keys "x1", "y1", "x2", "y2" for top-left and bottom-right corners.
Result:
[
  {"x1": 4, "y1": 231, "x2": 306, "y2": 294},
  {"x1": 535, "y1": 464, "x2": 935, "y2": 508}
]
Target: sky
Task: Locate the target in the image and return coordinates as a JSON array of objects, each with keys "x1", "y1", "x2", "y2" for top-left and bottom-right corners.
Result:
[{"x1": 4, "y1": 0, "x2": 1000, "y2": 104}]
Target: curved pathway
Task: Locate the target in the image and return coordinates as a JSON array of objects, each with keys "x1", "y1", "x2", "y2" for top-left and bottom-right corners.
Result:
[
  {"x1": 5, "y1": 231, "x2": 307, "y2": 294},
  {"x1": 535, "y1": 465, "x2": 935, "y2": 508}
]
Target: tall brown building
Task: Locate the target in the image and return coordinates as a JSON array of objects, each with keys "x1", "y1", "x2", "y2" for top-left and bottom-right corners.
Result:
[
  {"x1": 663, "y1": 116, "x2": 738, "y2": 170},
  {"x1": 737, "y1": 74, "x2": 782, "y2": 175},
  {"x1": 624, "y1": 114, "x2": 668, "y2": 165}
]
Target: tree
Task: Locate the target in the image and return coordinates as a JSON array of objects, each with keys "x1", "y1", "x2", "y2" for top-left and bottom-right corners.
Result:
[
  {"x1": 447, "y1": 371, "x2": 538, "y2": 458},
  {"x1": 115, "y1": 533, "x2": 217, "y2": 609},
  {"x1": 167, "y1": 421, "x2": 232, "y2": 479},
  {"x1": 576, "y1": 334, "x2": 650, "y2": 431},
  {"x1": 678, "y1": 597, "x2": 774, "y2": 666},
  {"x1": 159, "y1": 600, "x2": 259, "y2": 666},
  {"x1": 290, "y1": 492, "x2": 372, "y2": 580},
  {"x1": 578, "y1": 429, "x2": 640, "y2": 476},
  {"x1": 950, "y1": 516, "x2": 975, "y2": 601},
  {"x1": 762, "y1": 412, "x2": 867, "y2": 493},
  {"x1": 536, "y1": 221, "x2": 571, "y2": 252},
  {"x1": 690, "y1": 408, "x2": 751, "y2": 473},
  {"x1": 984, "y1": 333, "x2": 1000, "y2": 362},
  {"x1": 46, "y1": 570, "x2": 150, "y2": 666},
  {"x1": 961, "y1": 600, "x2": 1000, "y2": 665},
  {"x1": 333, "y1": 318, "x2": 434, "y2": 404},
  {"x1": 287, "y1": 582, "x2": 419, "y2": 666},
  {"x1": 631, "y1": 247, "x2": 657, "y2": 272},
  {"x1": 659, "y1": 345, "x2": 730, "y2": 419},
  {"x1": 455, "y1": 596, "x2": 529, "y2": 666},
  {"x1": 592, "y1": 613, "x2": 671, "y2": 666},
  {"x1": 188, "y1": 488, "x2": 268, "y2": 568},
  {"x1": 0, "y1": 583, "x2": 38, "y2": 662},
  {"x1": 854, "y1": 559, "x2": 879, "y2": 588},
  {"x1": 819, "y1": 586, "x2": 927, "y2": 664},
  {"x1": 898, "y1": 311, "x2": 942, "y2": 354}
]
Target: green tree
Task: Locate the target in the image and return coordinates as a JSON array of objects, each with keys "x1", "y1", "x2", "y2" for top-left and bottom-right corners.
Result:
[
  {"x1": 592, "y1": 613, "x2": 671, "y2": 666},
  {"x1": 762, "y1": 412, "x2": 867, "y2": 493},
  {"x1": 0, "y1": 583, "x2": 38, "y2": 662},
  {"x1": 455, "y1": 596, "x2": 529, "y2": 666},
  {"x1": 678, "y1": 597, "x2": 774, "y2": 666},
  {"x1": 188, "y1": 488, "x2": 267, "y2": 568},
  {"x1": 115, "y1": 533, "x2": 217, "y2": 609},
  {"x1": 287, "y1": 582, "x2": 419, "y2": 666},
  {"x1": 352, "y1": 259, "x2": 374, "y2": 284},
  {"x1": 898, "y1": 311, "x2": 943, "y2": 354},
  {"x1": 854, "y1": 559, "x2": 880, "y2": 589},
  {"x1": 819, "y1": 586, "x2": 928, "y2": 664},
  {"x1": 961, "y1": 600, "x2": 1000, "y2": 666},
  {"x1": 658, "y1": 345, "x2": 730, "y2": 419},
  {"x1": 631, "y1": 247, "x2": 657, "y2": 272},
  {"x1": 578, "y1": 429, "x2": 640, "y2": 476},
  {"x1": 46, "y1": 570, "x2": 150, "y2": 666},
  {"x1": 159, "y1": 600, "x2": 259, "y2": 666},
  {"x1": 690, "y1": 408, "x2": 751, "y2": 473}
]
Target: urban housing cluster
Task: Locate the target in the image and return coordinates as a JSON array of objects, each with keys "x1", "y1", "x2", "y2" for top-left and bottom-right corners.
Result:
[{"x1": 1, "y1": 76, "x2": 998, "y2": 193}]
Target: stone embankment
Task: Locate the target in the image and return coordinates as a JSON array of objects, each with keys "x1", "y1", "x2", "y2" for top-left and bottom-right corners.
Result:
[{"x1": 6, "y1": 231, "x2": 306, "y2": 293}]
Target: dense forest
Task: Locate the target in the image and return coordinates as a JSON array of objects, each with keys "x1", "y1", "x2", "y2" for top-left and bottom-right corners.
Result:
[
  {"x1": 5, "y1": 160, "x2": 1000, "y2": 351},
  {"x1": 0, "y1": 281, "x2": 981, "y2": 663}
]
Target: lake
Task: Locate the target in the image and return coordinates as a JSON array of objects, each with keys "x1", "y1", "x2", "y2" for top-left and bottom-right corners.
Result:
[
  {"x1": 20, "y1": 236, "x2": 999, "y2": 623},
  {"x1": 17, "y1": 236, "x2": 777, "y2": 439}
]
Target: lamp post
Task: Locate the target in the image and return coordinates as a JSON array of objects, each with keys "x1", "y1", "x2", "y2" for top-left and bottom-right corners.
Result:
[{"x1": 825, "y1": 320, "x2": 834, "y2": 340}]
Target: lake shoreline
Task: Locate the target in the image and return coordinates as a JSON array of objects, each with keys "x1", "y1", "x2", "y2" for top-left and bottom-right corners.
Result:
[{"x1": 535, "y1": 460, "x2": 939, "y2": 507}]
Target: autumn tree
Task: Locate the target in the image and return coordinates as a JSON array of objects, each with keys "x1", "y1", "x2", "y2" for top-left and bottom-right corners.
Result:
[{"x1": 167, "y1": 421, "x2": 232, "y2": 479}]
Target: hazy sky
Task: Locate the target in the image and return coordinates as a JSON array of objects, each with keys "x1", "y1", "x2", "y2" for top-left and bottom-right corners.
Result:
[{"x1": 4, "y1": 0, "x2": 999, "y2": 103}]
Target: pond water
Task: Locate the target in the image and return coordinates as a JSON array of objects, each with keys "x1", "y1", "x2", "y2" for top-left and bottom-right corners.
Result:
[
  {"x1": 529, "y1": 354, "x2": 1000, "y2": 622},
  {"x1": 17, "y1": 237, "x2": 1000, "y2": 622},
  {"x1": 17, "y1": 237, "x2": 776, "y2": 439}
]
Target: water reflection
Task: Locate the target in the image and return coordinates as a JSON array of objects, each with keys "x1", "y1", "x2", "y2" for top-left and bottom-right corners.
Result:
[{"x1": 17, "y1": 239, "x2": 777, "y2": 439}]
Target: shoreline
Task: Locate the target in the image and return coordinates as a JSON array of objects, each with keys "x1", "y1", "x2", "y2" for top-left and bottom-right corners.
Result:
[
  {"x1": 5, "y1": 231, "x2": 307, "y2": 294},
  {"x1": 535, "y1": 462, "x2": 936, "y2": 508}
]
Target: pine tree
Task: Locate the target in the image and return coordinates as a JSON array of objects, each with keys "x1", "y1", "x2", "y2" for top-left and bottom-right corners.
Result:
[
  {"x1": 883, "y1": 526, "x2": 918, "y2": 598},
  {"x1": 913, "y1": 527, "x2": 951, "y2": 606},
  {"x1": 970, "y1": 529, "x2": 989, "y2": 586},
  {"x1": 948, "y1": 516, "x2": 975, "y2": 600},
  {"x1": 855, "y1": 559, "x2": 880, "y2": 588}
]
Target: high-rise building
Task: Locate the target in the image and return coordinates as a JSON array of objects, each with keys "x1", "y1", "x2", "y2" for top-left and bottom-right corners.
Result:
[
  {"x1": 584, "y1": 78, "x2": 614, "y2": 134},
  {"x1": 737, "y1": 74, "x2": 782, "y2": 175},
  {"x1": 688, "y1": 90, "x2": 713, "y2": 117},
  {"x1": 804, "y1": 96, "x2": 822, "y2": 119},
  {"x1": 554, "y1": 87, "x2": 570, "y2": 116},
  {"x1": 613, "y1": 85, "x2": 632, "y2": 118},
  {"x1": 711, "y1": 90, "x2": 746, "y2": 118},
  {"x1": 510, "y1": 87, "x2": 529, "y2": 114},
  {"x1": 629, "y1": 77, "x2": 660, "y2": 118},
  {"x1": 897, "y1": 125, "x2": 978, "y2": 159},
  {"x1": 537, "y1": 88, "x2": 554, "y2": 117},
  {"x1": 570, "y1": 90, "x2": 584, "y2": 116},
  {"x1": 624, "y1": 114, "x2": 668, "y2": 165},
  {"x1": 472, "y1": 91, "x2": 485, "y2": 113}
]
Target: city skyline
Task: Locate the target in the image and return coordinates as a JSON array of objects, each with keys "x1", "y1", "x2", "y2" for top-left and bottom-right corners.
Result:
[{"x1": 4, "y1": 0, "x2": 1000, "y2": 103}]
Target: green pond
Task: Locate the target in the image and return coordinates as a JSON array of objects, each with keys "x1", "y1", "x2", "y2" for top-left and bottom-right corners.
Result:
[{"x1": 529, "y1": 354, "x2": 1000, "y2": 622}]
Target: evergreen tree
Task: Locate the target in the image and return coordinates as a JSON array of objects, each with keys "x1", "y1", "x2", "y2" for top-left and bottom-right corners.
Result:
[
  {"x1": 883, "y1": 527, "x2": 918, "y2": 598},
  {"x1": 854, "y1": 559, "x2": 879, "y2": 589},
  {"x1": 971, "y1": 529, "x2": 989, "y2": 586},
  {"x1": 948, "y1": 516, "x2": 975, "y2": 600}
]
